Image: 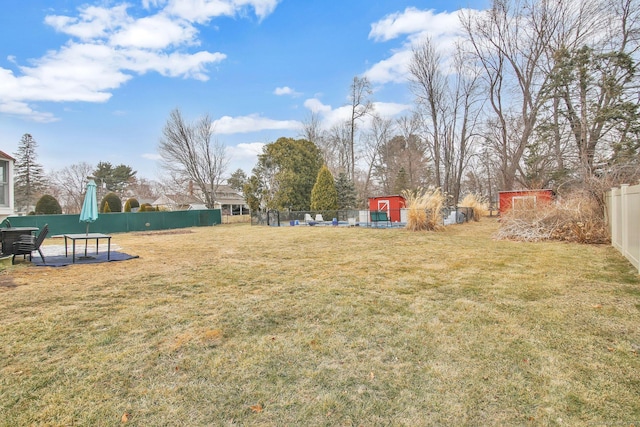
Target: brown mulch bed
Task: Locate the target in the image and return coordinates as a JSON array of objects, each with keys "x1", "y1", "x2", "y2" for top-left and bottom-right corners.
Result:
[{"x1": 131, "y1": 229, "x2": 194, "y2": 236}]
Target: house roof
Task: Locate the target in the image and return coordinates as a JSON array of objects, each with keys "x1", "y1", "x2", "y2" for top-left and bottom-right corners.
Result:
[
  {"x1": 0, "y1": 150, "x2": 15, "y2": 161},
  {"x1": 152, "y1": 194, "x2": 205, "y2": 206},
  {"x1": 215, "y1": 185, "x2": 246, "y2": 205}
]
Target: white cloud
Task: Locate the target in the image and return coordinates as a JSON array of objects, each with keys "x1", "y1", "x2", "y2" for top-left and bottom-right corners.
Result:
[
  {"x1": 0, "y1": 100, "x2": 58, "y2": 123},
  {"x1": 303, "y1": 98, "x2": 410, "y2": 130},
  {"x1": 142, "y1": 0, "x2": 167, "y2": 9},
  {"x1": 142, "y1": 152, "x2": 163, "y2": 161},
  {"x1": 303, "y1": 98, "x2": 332, "y2": 114},
  {"x1": 45, "y1": 4, "x2": 131, "y2": 40},
  {"x1": 0, "y1": 1, "x2": 278, "y2": 121},
  {"x1": 122, "y1": 49, "x2": 226, "y2": 80},
  {"x1": 369, "y1": 7, "x2": 462, "y2": 42},
  {"x1": 212, "y1": 114, "x2": 301, "y2": 134},
  {"x1": 371, "y1": 101, "x2": 411, "y2": 117},
  {"x1": 165, "y1": 0, "x2": 280, "y2": 23},
  {"x1": 238, "y1": 0, "x2": 281, "y2": 20},
  {"x1": 110, "y1": 15, "x2": 198, "y2": 49},
  {"x1": 364, "y1": 50, "x2": 413, "y2": 84},
  {"x1": 226, "y1": 142, "x2": 265, "y2": 173},
  {"x1": 274, "y1": 86, "x2": 301, "y2": 96},
  {"x1": 365, "y1": 8, "x2": 469, "y2": 85}
]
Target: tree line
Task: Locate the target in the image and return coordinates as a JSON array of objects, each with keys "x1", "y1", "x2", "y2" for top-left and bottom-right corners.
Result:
[
  {"x1": 13, "y1": 133, "x2": 157, "y2": 214},
  {"x1": 244, "y1": 0, "x2": 640, "y2": 212}
]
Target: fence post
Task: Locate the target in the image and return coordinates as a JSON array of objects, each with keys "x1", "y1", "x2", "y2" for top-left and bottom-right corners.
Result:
[
  {"x1": 621, "y1": 184, "x2": 629, "y2": 266},
  {"x1": 610, "y1": 188, "x2": 618, "y2": 249}
]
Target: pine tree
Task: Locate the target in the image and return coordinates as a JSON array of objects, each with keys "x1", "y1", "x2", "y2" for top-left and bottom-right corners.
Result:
[
  {"x1": 310, "y1": 166, "x2": 338, "y2": 211},
  {"x1": 335, "y1": 172, "x2": 357, "y2": 210},
  {"x1": 14, "y1": 133, "x2": 46, "y2": 213}
]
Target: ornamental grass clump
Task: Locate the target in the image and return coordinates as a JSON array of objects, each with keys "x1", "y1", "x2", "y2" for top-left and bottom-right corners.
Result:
[
  {"x1": 402, "y1": 187, "x2": 445, "y2": 231},
  {"x1": 459, "y1": 193, "x2": 490, "y2": 222}
]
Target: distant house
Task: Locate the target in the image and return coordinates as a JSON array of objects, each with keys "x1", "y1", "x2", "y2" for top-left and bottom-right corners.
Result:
[
  {"x1": 213, "y1": 185, "x2": 248, "y2": 215},
  {"x1": 152, "y1": 194, "x2": 206, "y2": 211},
  {"x1": 152, "y1": 184, "x2": 248, "y2": 214},
  {"x1": 0, "y1": 150, "x2": 15, "y2": 220}
]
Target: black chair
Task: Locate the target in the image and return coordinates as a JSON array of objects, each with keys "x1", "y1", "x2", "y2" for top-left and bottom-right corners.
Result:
[{"x1": 12, "y1": 224, "x2": 49, "y2": 265}]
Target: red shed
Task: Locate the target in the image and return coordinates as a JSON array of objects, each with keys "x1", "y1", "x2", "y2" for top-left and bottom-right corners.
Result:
[
  {"x1": 368, "y1": 195, "x2": 406, "y2": 222},
  {"x1": 498, "y1": 189, "x2": 554, "y2": 215}
]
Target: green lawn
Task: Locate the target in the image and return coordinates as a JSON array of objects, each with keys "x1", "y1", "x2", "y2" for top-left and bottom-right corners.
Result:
[{"x1": 1, "y1": 219, "x2": 639, "y2": 426}]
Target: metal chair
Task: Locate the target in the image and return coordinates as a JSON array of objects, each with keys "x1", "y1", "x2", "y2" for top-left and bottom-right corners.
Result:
[{"x1": 12, "y1": 224, "x2": 49, "y2": 264}]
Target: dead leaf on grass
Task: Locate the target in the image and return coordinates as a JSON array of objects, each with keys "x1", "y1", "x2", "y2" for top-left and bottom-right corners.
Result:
[
  {"x1": 121, "y1": 412, "x2": 131, "y2": 423},
  {"x1": 592, "y1": 304, "x2": 602, "y2": 309},
  {"x1": 170, "y1": 332, "x2": 194, "y2": 351},
  {"x1": 202, "y1": 329, "x2": 223, "y2": 341},
  {"x1": 250, "y1": 404, "x2": 263, "y2": 413}
]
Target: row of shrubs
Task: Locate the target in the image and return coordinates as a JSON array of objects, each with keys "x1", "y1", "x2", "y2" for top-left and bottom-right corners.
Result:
[{"x1": 31, "y1": 193, "x2": 160, "y2": 215}]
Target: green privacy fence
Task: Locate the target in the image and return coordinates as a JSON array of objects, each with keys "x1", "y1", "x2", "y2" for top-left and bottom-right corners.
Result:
[{"x1": 0, "y1": 209, "x2": 222, "y2": 236}]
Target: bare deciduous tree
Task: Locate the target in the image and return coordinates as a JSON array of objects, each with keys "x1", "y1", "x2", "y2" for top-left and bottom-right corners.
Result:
[
  {"x1": 362, "y1": 114, "x2": 395, "y2": 197},
  {"x1": 461, "y1": 0, "x2": 560, "y2": 190},
  {"x1": 49, "y1": 162, "x2": 94, "y2": 214},
  {"x1": 158, "y1": 109, "x2": 229, "y2": 209},
  {"x1": 348, "y1": 76, "x2": 374, "y2": 182},
  {"x1": 327, "y1": 121, "x2": 352, "y2": 176},
  {"x1": 300, "y1": 111, "x2": 334, "y2": 169},
  {"x1": 409, "y1": 38, "x2": 482, "y2": 204}
]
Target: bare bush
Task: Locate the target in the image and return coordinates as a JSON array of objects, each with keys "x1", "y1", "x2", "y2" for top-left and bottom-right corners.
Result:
[{"x1": 495, "y1": 191, "x2": 610, "y2": 244}]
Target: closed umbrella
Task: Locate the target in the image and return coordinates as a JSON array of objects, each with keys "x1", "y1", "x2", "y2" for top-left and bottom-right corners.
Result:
[{"x1": 79, "y1": 178, "x2": 98, "y2": 257}]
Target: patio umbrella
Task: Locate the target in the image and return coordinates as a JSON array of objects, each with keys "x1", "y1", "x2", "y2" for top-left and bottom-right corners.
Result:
[{"x1": 79, "y1": 178, "x2": 98, "y2": 257}]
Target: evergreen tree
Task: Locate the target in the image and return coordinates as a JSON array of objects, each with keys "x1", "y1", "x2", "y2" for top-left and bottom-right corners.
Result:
[
  {"x1": 123, "y1": 197, "x2": 140, "y2": 212},
  {"x1": 335, "y1": 172, "x2": 357, "y2": 210},
  {"x1": 35, "y1": 194, "x2": 62, "y2": 215},
  {"x1": 14, "y1": 133, "x2": 46, "y2": 212},
  {"x1": 227, "y1": 169, "x2": 247, "y2": 192},
  {"x1": 94, "y1": 161, "x2": 136, "y2": 197},
  {"x1": 100, "y1": 192, "x2": 122, "y2": 213},
  {"x1": 310, "y1": 165, "x2": 338, "y2": 211},
  {"x1": 252, "y1": 137, "x2": 324, "y2": 210}
]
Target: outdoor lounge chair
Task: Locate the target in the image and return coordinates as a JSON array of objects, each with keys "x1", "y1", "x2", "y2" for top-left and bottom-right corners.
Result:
[
  {"x1": 304, "y1": 213, "x2": 314, "y2": 223},
  {"x1": 12, "y1": 224, "x2": 49, "y2": 265},
  {"x1": 315, "y1": 214, "x2": 324, "y2": 222}
]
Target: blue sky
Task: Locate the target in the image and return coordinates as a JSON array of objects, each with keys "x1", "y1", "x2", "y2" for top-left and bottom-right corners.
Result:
[{"x1": 0, "y1": 0, "x2": 488, "y2": 181}]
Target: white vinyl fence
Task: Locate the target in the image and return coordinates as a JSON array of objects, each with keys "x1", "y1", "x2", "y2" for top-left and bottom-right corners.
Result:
[{"x1": 606, "y1": 183, "x2": 640, "y2": 273}]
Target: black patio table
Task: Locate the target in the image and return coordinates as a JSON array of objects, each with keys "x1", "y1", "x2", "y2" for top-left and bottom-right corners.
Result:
[{"x1": 63, "y1": 233, "x2": 111, "y2": 263}]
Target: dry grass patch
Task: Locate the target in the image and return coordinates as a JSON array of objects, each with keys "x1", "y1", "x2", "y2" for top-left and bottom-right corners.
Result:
[{"x1": 0, "y1": 220, "x2": 639, "y2": 425}]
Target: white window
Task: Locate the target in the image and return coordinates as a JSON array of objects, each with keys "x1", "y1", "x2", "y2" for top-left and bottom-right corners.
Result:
[{"x1": 0, "y1": 160, "x2": 8, "y2": 207}]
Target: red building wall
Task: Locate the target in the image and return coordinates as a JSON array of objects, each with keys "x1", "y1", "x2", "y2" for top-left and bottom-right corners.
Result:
[
  {"x1": 368, "y1": 195, "x2": 406, "y2": 222},
  {"x1": 498, "y1": 190, "x2": 554, "y2": 215}
]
